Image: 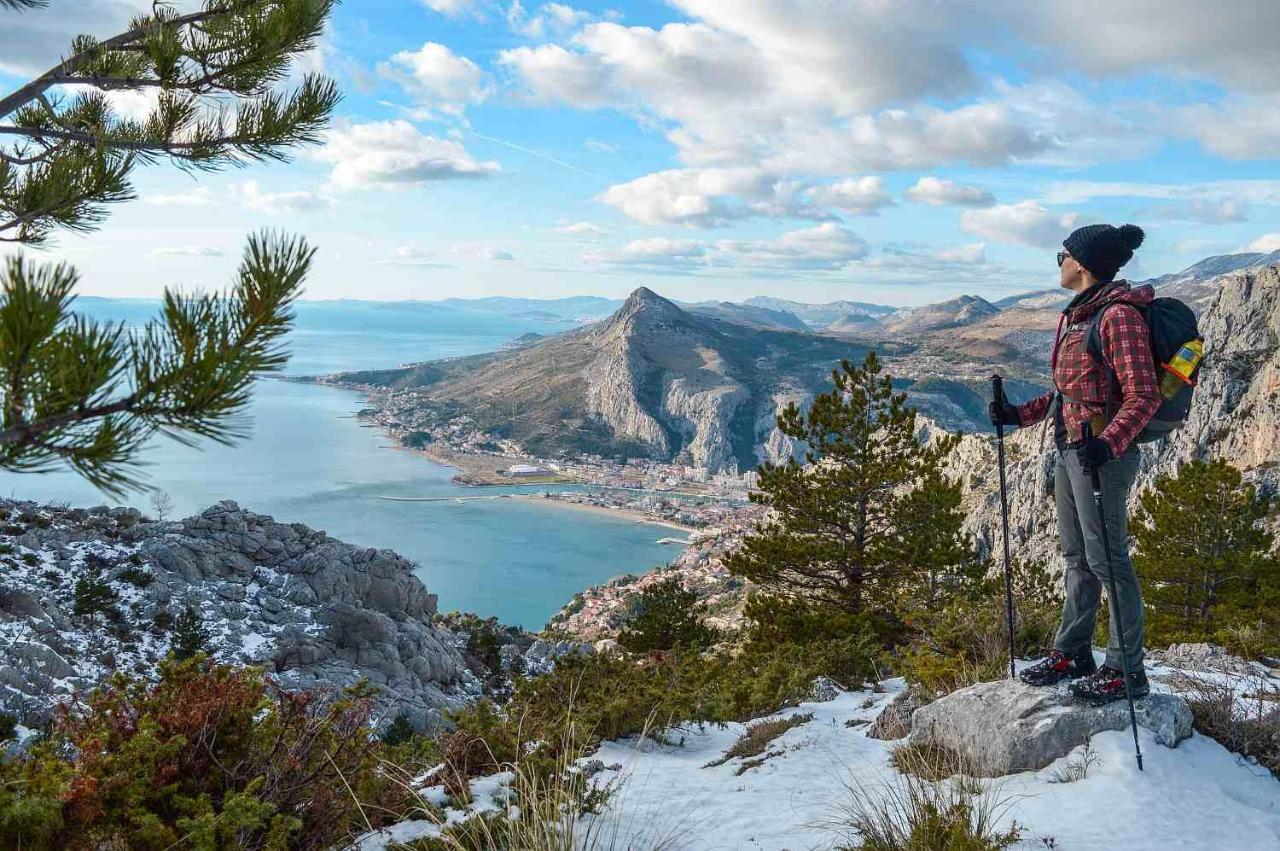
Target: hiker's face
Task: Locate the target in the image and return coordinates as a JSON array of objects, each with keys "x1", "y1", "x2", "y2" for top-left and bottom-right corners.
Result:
[{"x1": 1058, "y1": 251, "x2": 1089, "y2": 291}]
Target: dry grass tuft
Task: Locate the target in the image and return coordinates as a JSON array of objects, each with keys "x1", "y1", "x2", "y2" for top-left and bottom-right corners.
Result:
[
  {"x1": 704, "y1": 712, "x2": 813, "y2": 769},
  {"x1": 1167, "y1": 668, "x2": 1280, "y2": 779},
  {"x1": 1046, "y1": 741, "x2": 1100, "y2": 784}
]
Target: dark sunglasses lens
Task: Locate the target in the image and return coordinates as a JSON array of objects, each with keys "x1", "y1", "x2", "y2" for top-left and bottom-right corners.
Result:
[{"x1": 1057, "y1": 251, "x2": 1067, "y2": 267}]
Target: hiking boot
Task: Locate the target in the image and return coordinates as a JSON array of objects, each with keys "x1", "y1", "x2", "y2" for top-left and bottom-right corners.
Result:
[
  {"x1": 1019, "y1": 649, "x2": 1097, "y2": 687},
  {"x1": 1069, "y1": 665, "x2": 1150, "y2": 707}
]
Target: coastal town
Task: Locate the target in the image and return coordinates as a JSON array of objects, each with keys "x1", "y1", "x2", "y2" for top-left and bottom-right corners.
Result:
[
  {"x1": 313, "y1": 380, "x2": 773, "y2": 637},
  {"x1": 328, "y1": 382, "x2": 766, "y2": 523}
]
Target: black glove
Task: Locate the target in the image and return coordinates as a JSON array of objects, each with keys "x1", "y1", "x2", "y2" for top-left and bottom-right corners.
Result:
[
  {"x1": 1077, "y1": 434, "x2": 1113, "y2": 470},
  {"x1": 989, "y1": 400, "x2": 1021, "y2": 428}
]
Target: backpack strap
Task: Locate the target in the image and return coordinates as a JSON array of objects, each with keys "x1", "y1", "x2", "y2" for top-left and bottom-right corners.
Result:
[{"x1": 1083, "y1": 305, "x2": 1119, "y2": 425}]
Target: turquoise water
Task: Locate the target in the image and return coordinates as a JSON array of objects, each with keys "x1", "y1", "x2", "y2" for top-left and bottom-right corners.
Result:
[{"x1": 0, "y1": 299, "x2": 682, "y2": 628}]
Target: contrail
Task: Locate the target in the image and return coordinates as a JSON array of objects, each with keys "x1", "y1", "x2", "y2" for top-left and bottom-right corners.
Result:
[{"x1": 467, "y1": 130, "x2": 597, "y2": 179}]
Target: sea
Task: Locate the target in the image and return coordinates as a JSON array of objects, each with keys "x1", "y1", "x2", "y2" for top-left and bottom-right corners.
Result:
[{"x1": 0, "y1": 298, "x2": 683, "y2": 629}]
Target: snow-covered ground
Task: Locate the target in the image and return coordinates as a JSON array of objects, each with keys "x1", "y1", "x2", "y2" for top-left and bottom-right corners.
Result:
[{"x1": 354, "y1": 662, "x2": 1280, "y2": 850}]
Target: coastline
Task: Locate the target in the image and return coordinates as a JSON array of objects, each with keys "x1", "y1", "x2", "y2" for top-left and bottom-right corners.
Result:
[{"x1": 511, "y1": 493, "x2": 697, "y2": 534}]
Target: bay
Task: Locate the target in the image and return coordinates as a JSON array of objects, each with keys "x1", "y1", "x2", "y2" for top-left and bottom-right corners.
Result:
[{"x1": 0, "y1": 298, "x2": 682, "y2": 629}]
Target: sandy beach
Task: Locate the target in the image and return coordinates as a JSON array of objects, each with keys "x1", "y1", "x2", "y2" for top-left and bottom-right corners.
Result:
[{"x1": 511, "y1": 493, "x2": 697, "y2": 534}]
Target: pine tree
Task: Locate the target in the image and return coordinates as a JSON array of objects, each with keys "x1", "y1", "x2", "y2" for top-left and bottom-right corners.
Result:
[
  {"x1": 170, "y1": 604, "x2": 211, "y2": 661},
  {"x1": 1133, "y1": 458, "x2": 1278, "y2": 642},
  {"x1": 618, "y1": 574, "x2": 718, "y2": 653},
  {"x1": 0, "y1": 0, "x2": 338, "y2": 245},
  {"x1": 0, "y1": 1, "x2": 337, "y2": 494},
  {"x1": 73, "y1": 567, "x2": 118, "y2": 624},
  {"x1": 724, "y1": 352, "x2": 972, "y2": 616}
]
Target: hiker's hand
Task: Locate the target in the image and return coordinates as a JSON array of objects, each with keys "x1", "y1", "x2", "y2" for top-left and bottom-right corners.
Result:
[
  {"x1": 989, "y1": 400, "x2": 1021, "y2": 428},
  {"x1": 1077, "y1": 435, "x2": 1112, "y2": 470}
]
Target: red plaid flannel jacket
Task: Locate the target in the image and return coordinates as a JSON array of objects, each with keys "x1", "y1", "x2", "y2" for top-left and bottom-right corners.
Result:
[{"x1": 1016, "y1": 280, "x2": 1162, "y2": 456}]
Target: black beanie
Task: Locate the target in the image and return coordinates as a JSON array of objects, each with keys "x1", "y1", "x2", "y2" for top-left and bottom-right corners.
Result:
[{"x1": 1063, "y1": 223, "x2": 1145, "y2": 282}]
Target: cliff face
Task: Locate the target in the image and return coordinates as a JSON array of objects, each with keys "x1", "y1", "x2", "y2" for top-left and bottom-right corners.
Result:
[
  {"x1": 958, "y1": 263, "x2": 1280, "y2": 569},
  {"x1": 0, "y1": 501, "x2": 475, "y2": 730}
]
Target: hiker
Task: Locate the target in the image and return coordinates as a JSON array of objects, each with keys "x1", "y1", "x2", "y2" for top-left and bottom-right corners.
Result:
[{"x1": 989, "y1": 223, "x2": 1159, "y2": 706}]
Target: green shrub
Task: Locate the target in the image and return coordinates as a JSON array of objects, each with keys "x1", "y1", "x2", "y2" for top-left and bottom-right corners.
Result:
[
  {"x1": 0, "y1": 658, "x2": 414, "y2": 850},
  {"x1": 618, "y1": 574, "x2": 718, "y2": 653},
  {"x1": 382, "y1": 712, "x2": 417, "y2": 747},
  {"x1": 0, "y1": 712, "x2": 16, "y2": 741},
  {"x1": 170, "y1": 605, "x2": 211, "y2": 661},
  {"x1": 443, "y1": 628, "x2": 880, "y2": 792},
  {"x1": 117, "y1": 566, "x2": 154, "y2": 588},
  {"x1": 72, "y1": 570, "x2": 118, "y2": 623}
]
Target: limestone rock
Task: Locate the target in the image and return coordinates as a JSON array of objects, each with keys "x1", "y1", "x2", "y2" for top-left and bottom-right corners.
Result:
[
  {"x1": 909, "y1": 679, "x2": 1193, "y2": 776},
  {"x1": 0, "y1": 499, "x2": 473, "y2": 731}
]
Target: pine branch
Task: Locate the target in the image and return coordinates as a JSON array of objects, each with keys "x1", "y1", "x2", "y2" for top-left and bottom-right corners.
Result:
[
  {"x1": 0, "y1": 231, "x2": 313, "y2": 494},
  {"x1": 0, "y1": 0, "x2": 339, "y2": 244}
]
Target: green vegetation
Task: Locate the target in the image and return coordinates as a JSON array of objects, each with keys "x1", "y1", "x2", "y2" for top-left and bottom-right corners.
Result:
[
  {"x1": 0, "y1": 0, "x2": 336, "y2": 494},
  {"x1": 1133, "y1": 458, "x2": 1279, "y2": 655},
  {"x1": 170, "y1": 604, "x2": 211, "y2": 661},
  {"x1": 0, "y1": 658, "x2": 413, "y2": 850},
  {"x1": 618, "y1": 574, "x2": 719, "y2": 653},
  {"x1": 725, "y1": 352, "x2": 975, "y2": 617},
  {"x1": 72, "y1": 568, "x2": 118, "y2": 624}
]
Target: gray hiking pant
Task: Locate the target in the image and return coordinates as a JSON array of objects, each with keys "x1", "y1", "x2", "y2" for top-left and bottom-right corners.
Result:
[{"x1": 1052, "y1": 445, "x2": 1145, "y2": 672}]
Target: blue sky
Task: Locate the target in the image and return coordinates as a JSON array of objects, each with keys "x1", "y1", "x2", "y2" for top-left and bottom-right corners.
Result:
[{"x1": 2, "y1": 0, "x2": 1279, "y2": 305}]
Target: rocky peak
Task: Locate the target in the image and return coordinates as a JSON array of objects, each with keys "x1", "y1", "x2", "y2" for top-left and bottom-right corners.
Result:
[{"x1": 611, "y1": 286, "x2": 687, "y2": 323}]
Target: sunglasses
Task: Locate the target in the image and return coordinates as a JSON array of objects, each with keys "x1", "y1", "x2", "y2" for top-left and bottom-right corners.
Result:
[{"x1": 1057, "y1": 251, "x2": 1070, "y2": 268}]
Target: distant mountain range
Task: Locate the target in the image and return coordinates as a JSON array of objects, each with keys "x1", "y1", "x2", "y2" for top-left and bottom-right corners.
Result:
[{"x1": 321, "y1": 250, "x2": 1280, "y2": 472}]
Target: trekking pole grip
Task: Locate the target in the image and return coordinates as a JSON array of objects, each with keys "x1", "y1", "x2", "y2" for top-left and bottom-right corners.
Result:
[{"x1": 990, "y1": 373, "x2": 1005, "y2": 406}]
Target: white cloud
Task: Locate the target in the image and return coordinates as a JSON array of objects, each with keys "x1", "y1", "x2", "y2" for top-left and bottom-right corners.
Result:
[
  {"x1": 585, "y1": 223, "x2": 868, "y2": 271},
  {"x1": 1145, "y1": 198, "x2": 1248, "y2": 224},
  {"x1": 420, "y1": 0, "x2": 479, "y2": 17},
  {"x1": 233, "y1": 180, "x2": 335, "y2": 215},
  {"x1": 553, "y1": 221, "x2": 607, "y2": 236},
  {"x1": 380, "y1": 42, "x2": 487, "y2": 115},
  {"x1": 805, "y1": 177, "x2": 893, "y2": 216},
  {"x1": 584, "y1": 138, "x2": 618, "y2": 154},
  {"x1": 153, "y1": 246, "x2": 223, "y2": 258},
  {"x1": 315, "y1": 121, "x2": 499, "y2": 191},
  {"x1": 1176, "y1": 97, "x2": 1280, "y2": 160},
  {"x1": 380, "y1": 245, "x2": 453, "y2": 267},
  {"x1": 144, "y1": 187, "x2": 216, "y2": 207},
  {"x1": 716, "y1": 223, "x2": 870, "y2": 270},
  {"x1": 599, "y1": 168, "x2": 824, "y2": 227},
  {"x1": 0, "y1": 0, "x2": 152, "y2": 76},
  {"x1": 585, "y1": 237, "x2": 709, "y2": 268},
  {"x1": 451, "y1": 243, "x2": 516, "y2": 261},
  {"x1": 961, "y1": 201, "x2": 1078, "y2": 249},
  {"x1": 498, "y1": 43, "x2": 615, "y2": 107},
  {"x1": 999, "y1": 1, "x2": 1280, "y2": 92},
  {"x1": 905, "y1": 176, "x2": 994, "y2": 207},
  {"x1": 1244, "y1": 233, "x2": 1280, "y2": 253},
  {"x1": 1043, "y1": 179, "x2": 1280, "y2": 205},
  {"x1": 508, "y1": 2, "x2": 595, "y2": 39},
  {"x1": 933, "y1": 243, "x2": 987, "y2": 264}
]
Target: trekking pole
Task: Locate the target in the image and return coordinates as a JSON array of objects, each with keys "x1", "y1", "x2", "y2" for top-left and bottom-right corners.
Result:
[
  {"x1": 990, "y1": 374, "x2": 1017, "y2": 680},
  {"x1": 1081, "y1": 423, "x2": 1144, "y2": 772}
]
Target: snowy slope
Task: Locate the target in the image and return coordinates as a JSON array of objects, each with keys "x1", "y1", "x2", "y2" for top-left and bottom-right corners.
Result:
[{"x1": 355, "y1": 663, "x2": 1280, "y2": 850}]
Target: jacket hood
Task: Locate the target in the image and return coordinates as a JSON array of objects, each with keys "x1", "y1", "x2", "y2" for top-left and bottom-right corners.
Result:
[{"x1": 1064, "y1": 280, "x2": 1154, "y2": 323}]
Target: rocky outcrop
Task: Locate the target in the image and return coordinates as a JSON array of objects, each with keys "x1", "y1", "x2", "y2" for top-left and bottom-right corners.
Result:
[
  {"x1": 0, "y1": 500, "x2": 475, "y2": 730},
  {"x1": 909, "y1": 679, "x2": 1193, "y2": 776}
]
